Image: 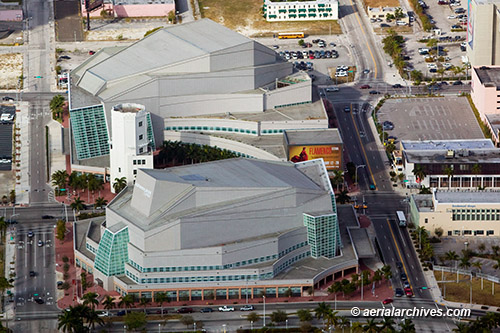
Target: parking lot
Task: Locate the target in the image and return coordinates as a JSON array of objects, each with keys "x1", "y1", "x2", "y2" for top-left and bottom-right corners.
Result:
[{"x1": 377, "y1": 96, "x2": 484, "y2": 141}]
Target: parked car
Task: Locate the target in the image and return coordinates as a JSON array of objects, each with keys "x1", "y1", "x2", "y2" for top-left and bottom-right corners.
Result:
[
  {"x1": 200, "y1": 307, "x2": 213, "y2": 313},
  {"x1": 2, "y1": 96, "x2": 14, "y2": 101},
  {"x1": 116, "y1": 310, "x2": 126, "y2": 316},
  {"x1": 453, "y1": 80, "x2": 463, "y2": 85},
  {"x1": 240, "y1": 305, "x2": 255, "y2": 311},
  {"x1": 88, "y1": 50, "x2": 96, "y2": 55},
  {"x1": 218, "y1": 306, "x2": 235, "y2": 312},
  {"x1": 97, "y1": 311, "x2": 109, "y2": 317},
  {"x1": 177, "y1": 308, "x2": 194, "y2": 313}
]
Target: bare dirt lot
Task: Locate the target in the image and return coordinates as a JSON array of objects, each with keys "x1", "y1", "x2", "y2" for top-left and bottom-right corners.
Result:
[
  {"x1": 198, "y1": 0, "x2": 341, "y2": 37},
  {"x1": 0, "y1": 53, "x2": 22, "y2": 89}
]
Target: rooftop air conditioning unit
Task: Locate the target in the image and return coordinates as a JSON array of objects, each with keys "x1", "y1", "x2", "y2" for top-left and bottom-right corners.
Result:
[{"x1": 446, "y1": 150, "x2": 455, "y2": 159}]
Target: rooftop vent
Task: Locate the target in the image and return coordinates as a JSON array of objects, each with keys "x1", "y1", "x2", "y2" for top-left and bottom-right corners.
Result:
[{"x1": 445, "y1": 150, "x2": 455, "y2": 159}]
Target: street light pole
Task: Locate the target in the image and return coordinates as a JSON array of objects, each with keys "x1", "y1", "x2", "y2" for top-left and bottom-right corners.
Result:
[{"x1": 263, "y1": 295, "x2": 266, "y2": 327}]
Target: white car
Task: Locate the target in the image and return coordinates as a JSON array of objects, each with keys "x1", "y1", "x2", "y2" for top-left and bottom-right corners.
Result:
[
  {"x1": 443, "y1": 63, "x2": 453, "y2": 69},
  {"x1": 447, "y1": 15, "x2": 456, "y2": 19},
  {"x1": 218, "y1": 306, "x2": 235, "y2": 312},
  {"x1": 326, "y1": 87, "x2": 339, "y2": 92}
]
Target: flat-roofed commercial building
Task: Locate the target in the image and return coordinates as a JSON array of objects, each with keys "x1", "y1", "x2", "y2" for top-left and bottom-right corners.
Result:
[
  {"x1": 263, "y1": 0, "x2": 338, "y2": 21},
  {"x1": 410, "y1": 190, "x2": 500, "y2": 237},
  {"x1": 471, "y1": 66, "x2": 500, "y2": 145},
  {"x1": 74, "y1": 158, "x2": 374, "y2": 300},
  {"x1": 399, "y1": 139, "x2": 500, "y2": 189}
]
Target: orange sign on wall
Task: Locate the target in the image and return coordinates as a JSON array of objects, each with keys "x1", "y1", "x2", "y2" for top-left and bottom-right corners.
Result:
[{"x1": 288, "y1": 145, "x2": 342, "y2": 170}]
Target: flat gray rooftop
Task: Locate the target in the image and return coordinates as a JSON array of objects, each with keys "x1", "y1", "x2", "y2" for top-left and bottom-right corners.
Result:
[
  {"x1": 284, "y1": 128, "x2": 342, "y2": 146},
  {"x1": 412, "y1": 194, "x2": 434, "y2": 212},
  {"x1": 189, "y1": 99, "x2": 326, "y2": 122},
  {"x1": 474, "y1": 66, "x2": 500, "y2": 87},
  {"x1": 402, "y1": 139, "x2": 494, "y2": 151},
  {"x1": 404, "y1": 148, "x2": 500, "y2": 164},
  {"x1": 212, "y1": 133, "x2": 287, "y2": 159},
  {"x1": 435, "y1": 190, "x2": 500, "y2": 203},
  {"x1": 378, "y1": 97, "x2": 484, "y2": 141}
]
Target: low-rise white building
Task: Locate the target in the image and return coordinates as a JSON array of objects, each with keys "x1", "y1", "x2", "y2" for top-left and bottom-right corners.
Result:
[
  {"x1": 410, "y1": 190, "x2": 500, "y2": 237},
  {"x1": 263, "y1": 0, "x2": 338, "y2": 21}
]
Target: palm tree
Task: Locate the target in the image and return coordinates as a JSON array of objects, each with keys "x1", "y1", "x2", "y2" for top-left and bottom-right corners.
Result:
[
  {"x1": 445, "y1": 250, "x2": 459, "y2": 268},
  {"x1": 327, "y1": 281, "x2": 343, "y2": 310},
  {"x1": 113, "y1": 177, "x2": 127, "y2": 194},
  {"x1": 471, "y1": 163, "x2": 481, "y2": 188},
  {"x1": 102, "y1": 295, "x2": 116, "y2": 311},
  {"x1": 453, "y1": 322, "x2": 471, "y2": 332},
  {"x1": 296, "y1": 309, "x2": 313, "y2": 322},
  {"x1": 58, "y1": 308, "x2": 80, "y2": 333},
  {"x1": 314, "y1": 302, "x2": 331, "y2": 325},
  {"x1": 444, "y1": 165, "x2": 454, "y2": 189},
  {"x1": 119, "y1": 294, "x2": 135, "y2": 313},
  {"x1": 94, "y1": 197, "x2": 108, "y2": 209},
  {"x1": 492, "y1": 245, "x2": 500, "y2": 257},
  {"x1": 381, "y1": 316, "x2": 396, "y2": 332},
  {"x1": 338, "y1": 316, "x2": 350, "y2": 333},
  {"x1": 437, "y1": 67, "x2": 446, "y2": 82},
  {"x1": 471, "y1": 261, "x2": 483, "y2": 273},
  {"x1": 69, "y1": 171, "x2": 84, "y2": 193},
  {"x1": 139, "y1": 296, "x2": 150, "y2": 313},
  {"x1": 493, "y1": 258, "x2": 500, "y2": 272},
  {"x1": 86, "y1": 174, "x2": 103, "y2": 192},
  {"x1": 82, "y1": 292, "x2": 99, "y2": 310},
  {"x1": 459, "y1": 256, "x2": 471, "y2": 270},
  {"x1": 363, "y1": 318, "x2": 380, "y2": 333},
  {"x1": 412, "y1": 164, "x2": 426, "y2": 184},
  {"x1": 400, "y1": 319, "x2": 416, "y2": 332},
  {"x1": 331, "y1": 170, "x2": 344, "y2": 191},
  {"x1": 85, "y1": 308, "x2": 104, "y2": 331},
  {"x1": 325, "y1": 310, "x2": 340, "y2": 330},
  {"x1": 0, "y1": 217, "x2": 6, "y2": 240},
  {"x1": 336, "y1": 190, "x2": 351, "y2": 204},
  {"x1": 51, "y1": 170, "x2": 69, "y2": 191},
  {"x1": 154, "y1": 292, "x2": 169, "y2": 317},
  {"x1": 70, "y1": 196, "x2": 85, "y2": 212}
]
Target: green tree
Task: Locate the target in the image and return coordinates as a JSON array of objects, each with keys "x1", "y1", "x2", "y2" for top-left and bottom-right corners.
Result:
[
  {"x1": 124, "y1": 311, "x2": 147, "y2": 331},
  {"x1": 373, "y1": 269, "x2": 383, "y2": 285},
  {"x1": 331, "y1": 170, "x2": 344, "y2": 191},
  {"x1": 363, "y1": 318, "x2": 380, "y2": 333},
  {"x1": 471, "y1": 261, "x2": 482, "y2": 273},
  {"x1": 180, "y1": 315, "x2": 195, "y2": 328},
  {"x1": 167, "y1": 10, "x2": 176, "y2": 23},
  {"x1": 437, "y1": 67, "x2": 446, "y2": 82},
  {"x1": 270, "y1": 310, "x2": 288, "y2": 324},
  {"x1": 328, "y1": 281, "x2": 343, "y2": 308},
  {"x1": 400, "y1": 318, "x2": 416, "y2": 333},
  {"x1": 82, "y1": 292, "x2": 99, "y2": 310},
  {"x1": 444, "y1": 165, "x2": 454, "y2": 189},
  {"x1": 139, "y1": 296, "x2": 150, "y2": 313},
  {"x1": 314, "y1": 302, "x2": 331, "y2": 325},
  {"x1": 298, "y1": 39, "x2": 305, "y2": 46},
  {"x1": 382, "y1": 265, "x2": 393, "y2": 281},
  {"x1": 0, "y1": 217, "x2": 6, "y2": 240},
  {"x1": 296, "y1": 309, "x2": 313, "y2": 322},
  {"x1": 246, "y1": 311, "x2": 260, "y2": 324},
  {"x1": 70, "y1": 196, "x2": 85, "y2": 212},
  {"x1": 51, "y1": 170, "x2": 69, "y2": 191},
  {"x1": 410, "y1": 69, "x2": 423, "y2": 83},
  {"x1": 102, "y1": 295, "x2": 116, "y2": 311},
  {"x1": 412, "y1": 164, "x2": 427, "y2": 184},
  {"x1": 381, "y1": 316, "x2": 396, "y2": 331},
  {"x1": 50, "y1": 95, "x2": 65, "y2": 118},
  {"x1": 154, "y1": 292, "x2": 169, "y2": 316},
  {"x1": 472, "y1": 163, "x2": 481, "y2": 188},
  {"x1": 434, "y1": 227, "x2": 444, "y2": 238},
  {"x1": 394, "y1": 7, "x2": 405, "y2": 19},
  {"x1": 113, "y1": 177, "x2": 127, "y2": 194},
  {"x1": 57, "y1": 308, "x2": 81, "y2": 333},
  {"x1": 9, "y1": 190, "x2": 15, "y2": 204},
  {"x1": 459, "y1": 256, "x2": 471, "y2": 270},
  {"x1": 94, "y1": 197, "x2": 108, "y2": 209},
  {"x1": 325, "y1": 310, "x2": 340, "y2": 329},
  {"x1": 492, "y1": 245, "x2": 500, "y2": 257},
  {"x1": 86, "y1": 308, "x2": 104, "y2": 331},
  {"x1": 119, "y1": 294, "x2": 135, "y2": 313},
  {"x1": 56, "y1": 219, "x2": 66, "y2": 242},
  {"x1": 336, "y1": 190, "x2": 351, "y2": 204}
]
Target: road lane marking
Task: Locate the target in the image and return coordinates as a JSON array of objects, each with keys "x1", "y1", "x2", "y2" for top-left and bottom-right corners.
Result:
[
  {"x1": 386, "y1": 218, "x2": 413, "y2": 287},
  {"x1": 350, "y1": 111, "x2": 377, "y2": 188}
]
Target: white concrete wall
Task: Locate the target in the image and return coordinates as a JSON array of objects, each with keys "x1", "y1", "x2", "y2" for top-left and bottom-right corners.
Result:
[{"x1": 264, "y1": 79, "x2": 312, "y2": 109}]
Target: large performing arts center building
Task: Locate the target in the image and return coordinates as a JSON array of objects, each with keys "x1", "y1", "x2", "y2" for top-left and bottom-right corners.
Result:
[{"x1": 74, "y1": 159, "x2": 372, "y2": 300}]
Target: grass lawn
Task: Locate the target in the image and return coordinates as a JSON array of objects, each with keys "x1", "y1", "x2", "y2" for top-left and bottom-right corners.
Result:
[
  {"x1": 435, "y1": 271, "x2": 500, "y2": 307},
  {"x1": 198, "y1": 0, "x2": 341, "y2": 37},
  {"x1": 364, "y1": 0, "x2": 400, "y2": 7}
]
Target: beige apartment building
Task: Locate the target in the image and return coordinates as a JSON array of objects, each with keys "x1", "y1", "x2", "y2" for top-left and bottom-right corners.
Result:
[{"x1": 410, "y1": 190, "x2": 500, "y2": 237}]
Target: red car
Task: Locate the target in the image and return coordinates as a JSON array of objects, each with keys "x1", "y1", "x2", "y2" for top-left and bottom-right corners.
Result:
[
  {"x1": 404, "y1": 287, "x2": 414, "y2": 297},
  {"x1": 89, "y1": 50, "x2": 95, "y2": 55},
  {"x1": 360, "y1": 84, "x2": 371, "y2": 89},
  {"x1": 382, "y1": 298, "x2": 393, "y2": 304},
  {"x1": 309, "y1": 54, "x2": 315, "y2": 59}
]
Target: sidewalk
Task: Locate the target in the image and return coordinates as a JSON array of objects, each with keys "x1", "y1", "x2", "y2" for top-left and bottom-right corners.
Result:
[
  {"x1": 13, "y1": 102, "x2": 31, "y2": 205},
  {"x1": 4, "y1": 227, "x2": 16, "y2": 320}
]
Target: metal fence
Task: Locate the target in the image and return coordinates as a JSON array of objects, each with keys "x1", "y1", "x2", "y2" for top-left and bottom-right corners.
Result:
[{"x1": 434, "y1": 265, "x2": 500, "y2": 284}]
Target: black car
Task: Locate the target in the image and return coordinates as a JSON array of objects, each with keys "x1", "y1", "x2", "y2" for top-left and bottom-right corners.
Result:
[
  {"x1": 177, "y1": 307, "x2": 194, "y2": 313},
  {"x1": 29, "y1": 271, "x2": 36, "y2": 277},
  {"x1": 369, "y1": 90, "x2": 380, "y2": 95},
  {"x1": 59, "y1": 55, "x2": 71, "y2": 60},
  {"x1": 392, "y1": 84, "x2": 403, "y2": 88},
  {"x1": 2, "y1": 96, "x2": 14, "y2": 101},
  {"x1": 6, "y1": 219, "x2": 17, "y2": 225},
  {"x1": 41, "y1": 215, "x2": 54, "y2": 219},
  {"x1": 395, "y1": 288, "x2": 404, "y2": 297},
  {"x1": 453, "y1": 80, "x2": 463, "y2": 85},
  {"x1": 396, "y1": 262, "x2": 403, "y2": 270},
  {"x1": 400, "y1": 272, "x2": 407, "y2": 281},
  {"x1": 28, "y1": 231, "x2": 34, "y2": 238},
  {"x1": 200, "y1": 307, "x2": 213, "y2": 313},
  {"x1": 34, "y1": 298, "x2": 44, "y2": 304},
  {"x1": 116, "y1": 310, "x2": 126, "y2": 316}
]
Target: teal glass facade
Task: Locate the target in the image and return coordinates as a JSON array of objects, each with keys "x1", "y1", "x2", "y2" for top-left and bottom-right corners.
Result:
[
  {"x1": 146, "y1": 113, "x2": 156, "y2": 151},
  {"x1": 70, "y1": 104, "x2": 110, "y2": 160},
  {"x1": 303, "y1": 213, "x2": 340, "y2": 258},
  {"x1": 94, "y1": 226, "x2": 129, "y2": 276}
]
